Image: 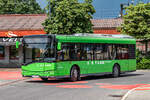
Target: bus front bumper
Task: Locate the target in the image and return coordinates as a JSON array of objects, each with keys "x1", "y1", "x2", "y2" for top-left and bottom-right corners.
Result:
[{"x1": 22, "y1": 75, "x2": 70, "y2": 79}]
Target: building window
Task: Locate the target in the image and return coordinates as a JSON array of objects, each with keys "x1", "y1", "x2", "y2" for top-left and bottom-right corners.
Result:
[
  {"x1": 0, "y1": 46, "x2": 5, "y2": 59},
  {"x1": 10, "y1": 45, "x2": 19, "y2": 60}
]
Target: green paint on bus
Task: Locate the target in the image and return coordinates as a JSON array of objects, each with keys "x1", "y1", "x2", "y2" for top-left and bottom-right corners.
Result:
[{"x1": 21, "y1": 34, "x2": 136, "y2": 81}]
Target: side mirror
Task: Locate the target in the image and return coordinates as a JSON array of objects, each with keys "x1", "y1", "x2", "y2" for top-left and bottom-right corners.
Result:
[
  {"x1": 57, "y1": 42, "x2": 61, "y2": 50},
  {"x1": 16, "y1": 41, "x2": 19, "y2": 48}
]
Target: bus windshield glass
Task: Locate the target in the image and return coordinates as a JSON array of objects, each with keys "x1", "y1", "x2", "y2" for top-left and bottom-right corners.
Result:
[{"x1": 23, "y1": 36, "x2": 55, "y2": 64}]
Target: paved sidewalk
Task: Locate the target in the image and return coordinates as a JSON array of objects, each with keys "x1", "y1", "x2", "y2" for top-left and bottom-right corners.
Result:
[
  {"x1": 0, "y1": 68, "x2": 26, "y2": 86},
  {"x1": 122, "y1": 84, "x2": 150, "y2": 100},
  {"x1": 125, "y1": 90, "x2": 150, "y2": 100},
  {"x1": 0, "y1": 68, "x2": 21, "y2": 72}
]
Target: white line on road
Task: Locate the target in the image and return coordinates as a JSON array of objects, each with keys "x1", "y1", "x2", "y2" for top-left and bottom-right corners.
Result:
[{"x1": 121, "y1": 84, "x2": 150, "y2": 100}]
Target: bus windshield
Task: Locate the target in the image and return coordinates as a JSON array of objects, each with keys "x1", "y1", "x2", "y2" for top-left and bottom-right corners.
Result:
[{"x1": 23, "y1": 36, "x2": 55, "y2": 64}]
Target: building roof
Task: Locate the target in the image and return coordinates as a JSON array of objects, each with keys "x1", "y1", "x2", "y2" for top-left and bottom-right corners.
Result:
[
  {"x1": 0, "y1": 14, "x2": 123, "y2": 31},
  {"x1": 91, "y1": 18, "x2": 123, "y2": 29},
  {"x1": 0, "y1": 14, "x2": 46, "y2": 31}
]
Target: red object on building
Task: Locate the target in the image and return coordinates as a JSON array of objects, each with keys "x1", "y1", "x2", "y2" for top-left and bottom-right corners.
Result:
[
  {"x1": 0, "y1": 14, "x2": 47, "y2": 37},
  {"x1": 0, "y1": 30, "x2": 46, "y2": 37}
]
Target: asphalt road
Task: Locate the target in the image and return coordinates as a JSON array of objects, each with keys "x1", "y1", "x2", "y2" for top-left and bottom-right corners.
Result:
[{"x1": 0, "y1": 70, "x2": 150, "y2": 100}]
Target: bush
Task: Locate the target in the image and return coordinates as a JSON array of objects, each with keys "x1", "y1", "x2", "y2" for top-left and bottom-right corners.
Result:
[
  {"x1": 136, "y1": 58, "x2": 150, "y2": 69},
  {"x1": 136, "y1": 49, "x2": 150, "y2": 69},
  {"x1": 136, "y1": 49, "x2": 142, "y2": 64}
]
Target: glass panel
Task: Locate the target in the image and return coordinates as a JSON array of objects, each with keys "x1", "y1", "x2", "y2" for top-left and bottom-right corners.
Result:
[
  {"x1": 10, "y1": 45, "x2": 19, "y2": 60},
  {"x1": 86, "y1": 44, "x2": 94, "y2": 60},
  {"x1": 0, "y1": 46, "x2": 5, "y2": 60},
  {"x1": 23, "y1": 37, "x2": 48, "y2": 44},
  {"x1": 116, "y1": 44, "x2": 129, "y2": 59},
  {"x1": 128, "y1": 44, "x2": 135, "y2": 59},
  {"x1": 58, "y1": 43, "x2": 83, "y2": 61},
  {"x1": 108, "y1": 44, "x2": 117, "y2": 60},
  {"x1": 80, "y1": 44, "x2": 87, "y2": 60},
  {"x1": 24, "y1": 43, "x2": 55, "y2": 63},
  {"x1": 23, "y1": 36, "x2": 56, "y2": 64},
  {"x1": 94, "y1": 44, "x2": 103, "y2": 60},
  {"x1": 94, "y1": 44, "x2": 109, "y2": 60}
]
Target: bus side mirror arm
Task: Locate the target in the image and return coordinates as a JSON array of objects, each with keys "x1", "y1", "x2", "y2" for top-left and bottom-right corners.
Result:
[
  {"x1": 57, "y1": 42, "x2": 61, "y2": 50},
  {"x1": 16, "y1": 41, "x2": 19, "y2": 48}
]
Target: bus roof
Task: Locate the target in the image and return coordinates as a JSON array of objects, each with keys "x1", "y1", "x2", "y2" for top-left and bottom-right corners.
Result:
[
  {"x1": 23, "y1": 33, "x2": 136, "y2": 44},
  {"x1": 56, "y1": 33, "x2": 136, "y2": 44}
]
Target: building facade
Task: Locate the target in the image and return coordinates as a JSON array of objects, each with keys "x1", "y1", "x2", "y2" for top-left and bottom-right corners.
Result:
[{"x1": 0, "y1": 14, "x2": 46, "y2": 67}]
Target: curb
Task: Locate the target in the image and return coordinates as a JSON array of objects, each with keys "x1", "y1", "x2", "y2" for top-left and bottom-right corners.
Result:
[{"x1": 121, "y1": 84, "x2": 150, "y2": 100}]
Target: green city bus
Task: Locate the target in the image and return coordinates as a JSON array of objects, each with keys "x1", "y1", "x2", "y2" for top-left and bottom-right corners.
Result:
[{"x1": 21, "y1": 33, "x2": 136, "y2": 81}]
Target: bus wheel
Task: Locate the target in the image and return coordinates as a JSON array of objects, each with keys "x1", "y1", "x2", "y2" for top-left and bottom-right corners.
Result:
[
  {"x1": 41, "y1": 77, "x2": 48, "y2": 81},
  {"x1": 70, "y1": 67, "x2": 80, "y2": 82},
  {"x1": 112, "y1": 65, "x2": 120, "y2": 78}
]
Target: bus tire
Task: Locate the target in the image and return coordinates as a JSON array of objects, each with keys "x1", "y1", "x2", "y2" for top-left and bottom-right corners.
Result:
[
  {"x1": 70, "y1": 67, "x2": 80, "y2": 82},
  {"x1": 41, "y1": 77, "x2": 48, "y2": 81},
  {"x1": 112, "y1": 64, "x2": 120, "y2": 78}
]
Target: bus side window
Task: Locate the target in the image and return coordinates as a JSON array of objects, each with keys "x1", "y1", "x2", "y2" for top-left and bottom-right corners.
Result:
[
  {"x1": 122, "y1": 45, "x2": 129, "y2": 59},
  {"x1": 75, "y1": 44, "x2": 81, "y2": 60},
  {"x1": 94, "y1": 44, "x2": 101, "y2": 60},
  {"x1": 116, "y1": 45, "x2": 122, "y2": 59},
  {"x1": 108, "y1": 45, "x2": 113, "y2": 60},
  {"x1": 108, "y1": 44, "x2": 116, "y2": 60},
  {"x1": 86, "y1": 44, "x2": 93, "y2": 60},
  {"x1": 102, "y1": 44, "x2": 109, "y2": 60},
  {"x1": 69, "y1": 44, "x2": 76, "y2": 60},
  {"x1": 80, "y1": 44, "x2": 87, "y2": 60},
  {"x1": 128, "y1": 44, "x2": 135, "y2": 59},
  {"x1": 116, "y1": 44, "x2": 129, "y2": 60}
]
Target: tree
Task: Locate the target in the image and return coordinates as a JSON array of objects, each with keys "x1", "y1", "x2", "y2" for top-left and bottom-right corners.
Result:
[
  {"x1": 42, "y1": 0, "x2": 95, "y2": 34},
  {"x1": 0, "y1": 0, "x2": 45, "y2": 14},
  {"x1": 119, "y1": 3, "x2": 150, "y2": 53}
]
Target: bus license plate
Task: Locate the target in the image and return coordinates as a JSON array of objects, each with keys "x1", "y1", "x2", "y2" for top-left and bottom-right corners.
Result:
[{"x1": 32, "y1": 75, "x2": 39, "y2": 78}]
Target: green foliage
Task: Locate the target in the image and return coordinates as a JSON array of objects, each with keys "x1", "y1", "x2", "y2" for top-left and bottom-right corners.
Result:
[
  {"x1": 0, "y1": 0, "x2": 45, "y2": 14},
  {"x1": 42, "y1": 0, "x2": 95, "y2": 34},
  {"x1": 119, "y1": 3, "x2": 150, "y2": 40},
  {"x1": 136, "y1": 57, "x2": 150, "y2": 69},
  {"x1": 136, "y1": 49, "x2": 150, "y2": 69},
  {"x1": 136, "y1": 49, "x2": 142, "y2": 63}
]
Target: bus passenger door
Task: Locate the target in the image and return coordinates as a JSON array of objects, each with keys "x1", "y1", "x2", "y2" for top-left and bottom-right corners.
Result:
[{"x1": 86, "y1": 44, "x2": 95, "y2": 73}]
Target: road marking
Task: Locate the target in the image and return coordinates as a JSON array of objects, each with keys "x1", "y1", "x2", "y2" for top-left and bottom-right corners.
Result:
[
  {"x1": 44, "y1": 83, "x2": 60, "y2": 85},
  {"x1": 121, "y1": 84, "x2": 150, "y2": 100},
  {"x1": 56, "y1": 85, "x2": 92, "y2": 88},
  {"x1": 99, "y1": 84, "x2": 146, "y2": 90},
  {"x1": 0, "y1": 78, "x2": 31, "y2": 87}
]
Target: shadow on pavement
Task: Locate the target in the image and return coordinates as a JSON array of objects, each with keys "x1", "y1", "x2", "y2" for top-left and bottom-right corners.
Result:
[
  {"x1": 120, "y1": 73, "x2": 144, "y2": 77},
  {"x1": 26, "y1": 73, "x2": 144, "y2": 84}
]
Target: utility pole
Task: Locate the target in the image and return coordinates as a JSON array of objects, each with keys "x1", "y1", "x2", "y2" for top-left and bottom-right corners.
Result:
[
  {"x1": 49, "y1": 1, "x2": 51, "y2": 16},
  {"x1": 120, "y1": 4, "x2": 124, "y2": 18},
  {"x1": 131, "y1": 0, "x2": 135, "y2": 4},
  {"x1": 120, "y1": 0, "x2": 133, "y2": 18}
]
